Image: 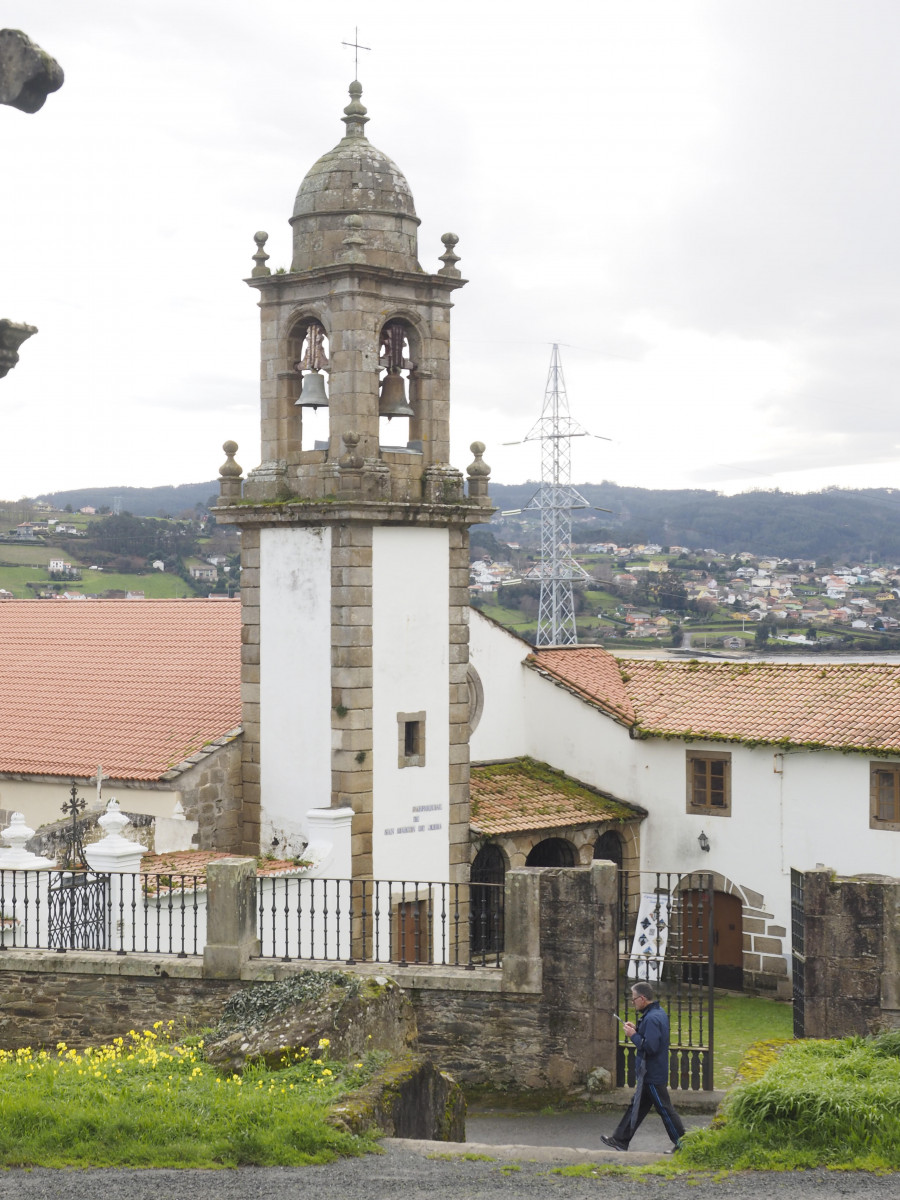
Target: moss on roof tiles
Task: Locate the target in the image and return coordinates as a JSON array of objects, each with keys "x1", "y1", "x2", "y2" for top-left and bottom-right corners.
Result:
[
  {"x1": 531, "y1": 648, "x2": 900, "y2": 756},
  {"x1": 470, "y1": 757, "x2": 642, "y2": 836}
]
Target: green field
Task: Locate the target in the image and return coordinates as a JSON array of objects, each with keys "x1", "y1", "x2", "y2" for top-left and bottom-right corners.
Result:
[
  {"x1": 0, "y1": 564, "x2": 195, "y2": 598},
  {"x1": 0, "y1": 544, "x2": 59, "y2": 565}
]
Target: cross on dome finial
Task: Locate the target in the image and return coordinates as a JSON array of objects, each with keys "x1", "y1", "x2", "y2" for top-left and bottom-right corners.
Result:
[
  {"x1": 341, "y1": 26, "x2": 371, "y2": 78},
  {"x1": 342, "y1": 79, "x2": 369, "y2": 138}
]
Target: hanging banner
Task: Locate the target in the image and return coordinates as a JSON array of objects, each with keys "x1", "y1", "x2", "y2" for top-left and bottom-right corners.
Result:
[{"x1": 626, "y1": 892, "x2": 671, "y2": 981}]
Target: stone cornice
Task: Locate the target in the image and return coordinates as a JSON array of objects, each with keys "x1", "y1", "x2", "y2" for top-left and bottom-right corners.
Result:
[
  {"x1": 245, "y1": 262, "x2": 467, "y2": 294},
  {"x1": 213, "y1": 498, "x2": 495, "y2": 527}
]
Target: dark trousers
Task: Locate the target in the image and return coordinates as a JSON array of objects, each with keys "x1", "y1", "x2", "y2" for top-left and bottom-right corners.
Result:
[{"x1": 612, "y1": 1079, "x2": 686, "y2": 1147}]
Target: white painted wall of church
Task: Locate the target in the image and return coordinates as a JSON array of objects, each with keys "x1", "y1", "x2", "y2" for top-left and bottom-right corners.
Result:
[
  {"x1": 469, "y1": 612, "x2": 530, "y2": 761},
  {"x1": 470, "y1": 616, "x2": 900, "y2": 972},
  {"x1": 259, "y1": 526, "x2": 332, "y2": 853},
  {"x1": 372, "y1": 527, "x2": 450, "y2": 882}
]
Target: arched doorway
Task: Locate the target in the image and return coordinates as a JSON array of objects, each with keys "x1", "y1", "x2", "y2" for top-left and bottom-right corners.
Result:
[
  {"x1": 471, "y1": 843, "x2": 505, "y2": 957},
  {"x1": 594, "y1": 830, "x2": 625, "y2": 929},
  {"x1": 680, "y1": 888, "x2": 744, "y2": 990},
  {"x1": 593, "y1": 830, "x2": 623, "y2": 867},
  {"x1": 526, "y1": 838, "x2": 576, "y2": 867}
]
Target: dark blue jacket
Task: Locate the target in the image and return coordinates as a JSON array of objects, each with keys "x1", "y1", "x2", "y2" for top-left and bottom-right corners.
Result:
[{"x1": 629, "y1": 1000, "x2": 670, "y2": 1084}]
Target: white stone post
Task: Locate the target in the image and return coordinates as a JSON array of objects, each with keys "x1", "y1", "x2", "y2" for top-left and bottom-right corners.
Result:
[
  {"x1": 0, "y1": 813, "x2": 56, "y2": 947},
  {"x1": 85, "y1": 799, "x2": 145, "y2": 952}
]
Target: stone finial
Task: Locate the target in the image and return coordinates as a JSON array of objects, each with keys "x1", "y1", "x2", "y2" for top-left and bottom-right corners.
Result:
[
  {"x1": 251, "y1": 231, "x2": 270, "y2": 277},
  {"x1": 0, "y1": 812, "x2": 56, "y2": 869},
  {"x1": 339, "y1": 430, "x2": 364, "y2": 470},
  {"x1": 341, "y1": 213, "x2": 366, "y2": 263},
  {"x1": 0, "y1": 29, "x2": 64, "y2": 113},
  {"x1": 342, "y1": 80, "x2": 369, "y2": 138},
  {"x1": 96, "y1": 798, "x2": 132, "y2": 843},
  {"x1": 467, "y1": 441, "x2": 492, "y2": 505},
  {"x1": 438, "y1": 232, "x2": 461, "y2": 278},
  {"x1": 0, "y1": 319, "x2": 38, "y2": 378},
  {"x1": 218, "y1": 440, "x2": 243, "y2": 503}
]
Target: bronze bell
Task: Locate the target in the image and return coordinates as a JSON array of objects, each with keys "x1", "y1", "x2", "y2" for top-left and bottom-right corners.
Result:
[
  {"x1": 295, "y1": 369, "x2": 328, "y2": 410},
  {"x1": 378, "y1": 370, "x2": 414, "y2": 420}
]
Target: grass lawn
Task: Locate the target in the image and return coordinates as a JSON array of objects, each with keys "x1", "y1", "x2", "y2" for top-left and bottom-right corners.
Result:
[
  {"x1": 676, "y1": 1030, "x2": 900, "y2": 1171},
  {"x1": 713, "y1": 992, "x2": 793, "y2": 1088},
  {"x1": 0, "y1": 1024, "x2": 378, "y2": 1168}
]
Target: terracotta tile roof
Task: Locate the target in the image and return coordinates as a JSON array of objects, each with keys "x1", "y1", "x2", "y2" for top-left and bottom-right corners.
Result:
[
  {"x1": 528, "y1": 647, "x2": 635, "y2": 724},
  {"x1": 140, "y1": 850, "x2": 304, "y2": 880},
  {"x1": 530, "y1": 647, "x2": 900, "y2": 754},
  {"x1": 470, "y1": 758, "x2": 643, "y2": 835},
  {"x1": 0, "y1": 599, "x2": 241, "y2": 781}
]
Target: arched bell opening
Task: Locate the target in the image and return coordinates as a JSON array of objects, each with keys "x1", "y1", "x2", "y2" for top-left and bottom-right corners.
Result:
[
  {"x1": 377, "y1": 319, "x2": 418, "y2": 452},
  {"x1": 289, "y1": 318, "x2": 330, "y2": 453}
]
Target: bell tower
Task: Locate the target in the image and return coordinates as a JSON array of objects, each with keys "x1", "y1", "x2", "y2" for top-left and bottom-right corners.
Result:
[{"x1": 216, "y1": 82, "x2": 492, "y2": 886}]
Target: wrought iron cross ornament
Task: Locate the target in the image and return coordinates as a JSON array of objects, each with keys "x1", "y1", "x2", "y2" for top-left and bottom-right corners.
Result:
[{"x1": 60, "y1": 781, "x2": 88, "y2": 871}]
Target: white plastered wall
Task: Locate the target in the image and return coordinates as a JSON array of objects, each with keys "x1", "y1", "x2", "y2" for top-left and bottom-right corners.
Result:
[
  {"x1": 469, "y1": 610, "x2": 530, "y2": 762},
  {"x1": 372, "y1": 526, "x2": 449, "y2": 882},
  {"x1": 259, "y1": 526, "x2": 332, "y2": 853},
  {"x1": 0, "y1": 779, "x2": 182, "y2": 831}
]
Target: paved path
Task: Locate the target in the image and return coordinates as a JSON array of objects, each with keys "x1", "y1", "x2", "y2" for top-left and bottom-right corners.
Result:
[
  {"x1": 0, "y1": 1153, "x2": 894, "y2": 1199},
  {"x1": 467, "y1": 1107, "x2": 710, "y2": 1155},
  {"x1": 0, "y1": 1096, "x2": 889, "y2": 1198}
]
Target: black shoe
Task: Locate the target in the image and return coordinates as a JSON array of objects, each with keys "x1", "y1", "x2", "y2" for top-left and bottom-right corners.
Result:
[
  {"x1": 601, "y1": 1135, "x2": 627, "y2": 1151},
  {"x1": 664, "y1": 1140, "x2": 684, "y2": 1155}
]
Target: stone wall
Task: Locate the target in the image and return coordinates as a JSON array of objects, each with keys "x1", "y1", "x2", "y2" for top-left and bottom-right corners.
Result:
[
  {"x1": 177, "y1": 737, "x2": 244, "y2": 852},
  {"x1": 0, "y1": 863, "x2": 620, "y2": 1093},
  {"x1": 0, "y1": 956, "x2": 234, "y2": 1048},
  {"x1": 801, "y1": 868, "x2": 900, "y2": 1037}
]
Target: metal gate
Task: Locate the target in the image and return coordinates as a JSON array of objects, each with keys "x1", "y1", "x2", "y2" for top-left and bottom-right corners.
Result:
[
  {"x1": 790, "y1": 868, "x2": 805, "y2": 1038},
  {"x1": 49, "y1": 871, "x2": 109, "y2": 951},
  {"x1": 616, "y1": 870, "x2": 715, "y2": 1091}
]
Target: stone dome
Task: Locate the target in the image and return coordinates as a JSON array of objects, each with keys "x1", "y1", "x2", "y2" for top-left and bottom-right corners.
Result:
[{"x1": 290, "y1": 82, "x2": 421, "y2": 274}]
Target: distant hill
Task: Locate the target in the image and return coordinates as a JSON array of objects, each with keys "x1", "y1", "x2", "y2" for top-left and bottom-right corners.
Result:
[
  {"x1": 29, "y1": 479, "x2": 900, "y2": 561},
  {"x1": 487, "y1": 482, "x2": 900, "y2": 562},
  {"x1": 36, "y1": 482, "x2": 218, "y2": 518}
]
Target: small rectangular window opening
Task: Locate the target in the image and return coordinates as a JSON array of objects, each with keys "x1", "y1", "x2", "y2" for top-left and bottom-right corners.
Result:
[
  {"x1": 397, "y1": 711, "x2": 426, "y2": 768},
  {"x1": 404, "y1": 720, "x2": 420, "y2": 758}
]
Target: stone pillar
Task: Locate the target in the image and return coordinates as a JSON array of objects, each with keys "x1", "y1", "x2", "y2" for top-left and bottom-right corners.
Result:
[
  {"x1": 803, "y1": 868, "x2": 900, "y2": 1037},
  {"x1": 502, "y1": 868, "x2": 542, "y2": 992},
  {"x1": 538, "y1": 861, "x2": 618, "y2": 1088},
  {"x1": 203, "y1": 857, "x2": 260, "y2": 978}
]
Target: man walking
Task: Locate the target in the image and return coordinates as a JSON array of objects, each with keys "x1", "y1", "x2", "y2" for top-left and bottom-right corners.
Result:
[{"x1": 601, "y1": 981, "x2": 686, "y2": 1152}]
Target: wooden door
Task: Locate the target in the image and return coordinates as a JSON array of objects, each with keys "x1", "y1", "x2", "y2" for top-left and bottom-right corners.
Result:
[{"x1": 681, "y1": 889, "x2": 743, "y2": 990}]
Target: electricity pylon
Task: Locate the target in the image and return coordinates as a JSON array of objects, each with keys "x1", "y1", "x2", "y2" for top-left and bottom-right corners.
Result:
[{"x1": 523, "y1": 344, "x2": 591, "y2": 646}]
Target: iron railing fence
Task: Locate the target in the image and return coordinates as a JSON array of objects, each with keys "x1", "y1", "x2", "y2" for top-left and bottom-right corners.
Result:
[
  {"x1": 256, "y1": 877, "x2": 504, "y2": 968},
  {"x1": 0, "y1": 869, "x2": 205, "y2": 957},
  {"x1": 616, "y1": 869, "x2": 715, "y2": 1091}
]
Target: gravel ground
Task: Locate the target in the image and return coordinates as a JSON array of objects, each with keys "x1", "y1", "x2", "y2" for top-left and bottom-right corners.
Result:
[{"x1": 0, "y1": 1146, "x2": 894, "y2": 1200}]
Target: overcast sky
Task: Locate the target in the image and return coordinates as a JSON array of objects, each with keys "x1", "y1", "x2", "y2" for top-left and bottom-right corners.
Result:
[{"x1": 3, "y1": 1, "x2": 900, "y2": 499}]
